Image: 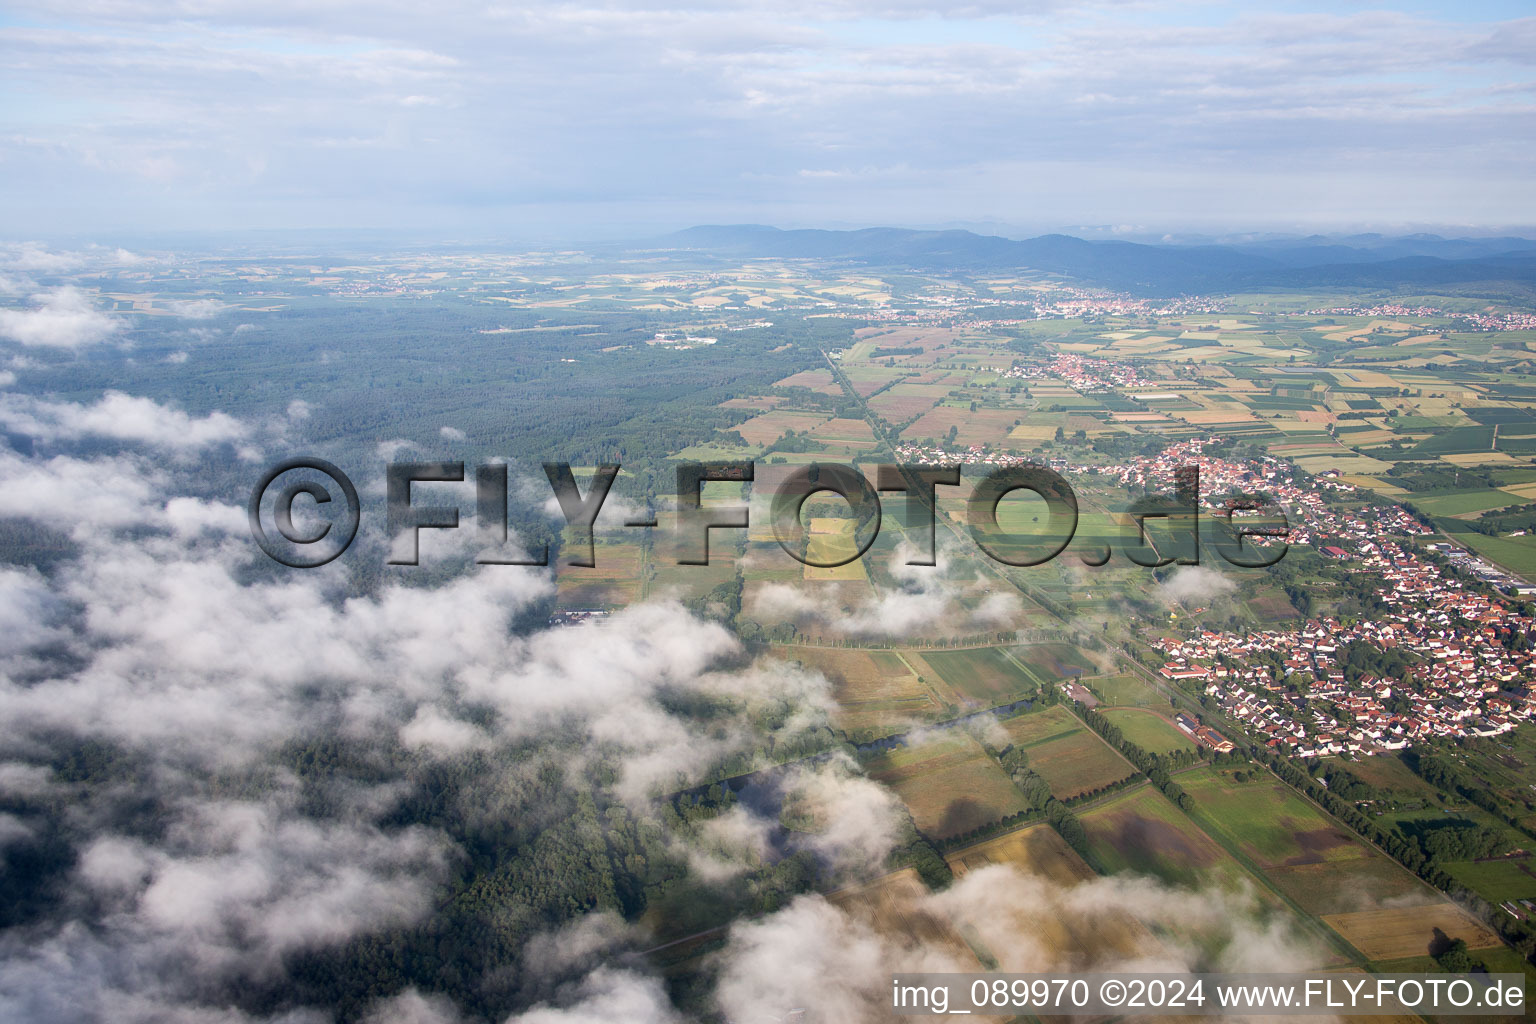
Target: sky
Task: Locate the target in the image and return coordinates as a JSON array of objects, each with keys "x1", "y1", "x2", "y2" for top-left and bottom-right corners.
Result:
[{"x1": 1, "y1": 0, "x2": 1533, "y2": 239}]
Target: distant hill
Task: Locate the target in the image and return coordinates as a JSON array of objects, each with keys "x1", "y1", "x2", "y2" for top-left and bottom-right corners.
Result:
[{"x1": 660, "y1": 224, "x2": 1536, "y2": 297}]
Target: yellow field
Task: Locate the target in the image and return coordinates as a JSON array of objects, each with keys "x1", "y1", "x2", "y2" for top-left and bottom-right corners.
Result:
[
  {"x1": 1441, "y1": 451, "x2": 1521, "y2": 465},
  {"x1": 868, "y1": 733, "x2": 1031, "y2": 840},
  {"x1": 1178, "y1": 409, "x2": 1258, "y2": 424},
  {"x1": 1008, "y1": 423, "x2": 1059, "y2": 441},
  {"x1": 947, "y1": 823, "x2": 1096, "y2": 886},
  {"x1": 1321, "y1": 903, "x2": 1502, "y2": 961},
  {"x1": 772, "y1": 647, "x2": 928, "y2": 705},
  {"x1": 803, "y1": 517, "x2": 870, "y2": 580},
  {"x1": 1292, "y1": 454, "x2": 1395, "y2": 474}
]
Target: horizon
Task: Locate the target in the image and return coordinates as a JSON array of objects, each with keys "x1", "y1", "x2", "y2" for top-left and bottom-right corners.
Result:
[{"x1": 12, "y1": 220, "x2": 1536, "y2": 254}]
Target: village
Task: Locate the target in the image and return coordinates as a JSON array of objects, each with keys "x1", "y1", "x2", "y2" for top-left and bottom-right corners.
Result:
[{"x1": 889, "y1": 428, "x2": 1536, "y2": 761}]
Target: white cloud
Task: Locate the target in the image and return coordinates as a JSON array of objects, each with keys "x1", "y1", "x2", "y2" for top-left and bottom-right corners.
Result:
[
  {"x1": 503, "y1": 967, "x2": 682, "y2": 1024},
  {"x1": 748, "y1": 538, "x2": 1024, "y2": 638},
  {"x1": 0, "y1": 449, "x2": 164, "y2": 535},
  {"x1": 0, "y1": 391, "x2": 248, "y2": 452},
  {"x1": 362, "y1": 989, "x2": 465, "y2": 1024},
  {"x1": 0, "y1": 4, "x2": 1531, "y2": 233},
  {"x1": 166, "y1": 298, "x2": 224, "y2": 319},
  {"x1": 0, "y1": 288, "x2": 119, "y2": 349},
  {"x1": 1158, "y1": 565, "x2": 1237, "y2": 606}
]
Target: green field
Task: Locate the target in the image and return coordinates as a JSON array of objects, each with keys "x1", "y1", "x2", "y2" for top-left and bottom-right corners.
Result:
[
  {"x1": 1410, "y1": 489, "x2": 1525, "y2": 516},
  {"x1": 1080, "y1": 785, "x2": 1261, "y2": 889},
  {"x1": 1435, "y1": 517, "x2": 1536, "y2": 575},
  {"x1": 1180, "y1": 768, "x2": 1433, "y2": 916},
  {"x1": 1438, "y1": 729, "x2": 1536, "y2": 832},
  {"x1": 919, "y1": 646, "x2": 1036, "y2": 701},
  {"x1": 1180, "y1": 766, "x2": 1364, "y2": 868},
  {"x1": 1371, "y1": 946, "x2": 1536, "y2": 993},
  {"x1": 1441, "y1": 856, "x2": 1536, "y2": 906},
  {"x1": 1409, "y1": 426, "x2": 1496, "y2": 455},
  {"x1": 1087, "y1": 674, "x2": 1165, "y2": 708},
  {"x1": 1026, "y1": 730, "x2": 1135, "y2": 800},
  {"x1": 999, "y1": 704, "x2": 1085, "y2": 749},
  {"x1": 1009, "y1": 642, "x2": 1101, "y2": 682},
  {"x1": 1099, "y1": 707, "x2": 1195, "y2": 755},
  {"x1": 866, "y1": 730, "x2": 1032, "y2": 840}
]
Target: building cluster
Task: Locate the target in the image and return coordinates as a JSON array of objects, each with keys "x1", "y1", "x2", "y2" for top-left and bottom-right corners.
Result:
[
  {"x1": 1157, "y1": 533, "x2": 1536, "y2": 757},
  {"x1": 1173, "y1": 712, "x2": 1236, "y2": 753},
  {"x1": 890, "y1": 441, "x2": 1045, "y2": 468},
  {"x1": 1306, "y1": 303, "x2": 1445, "y2": 319},
  {"x1": 1088, "y1": 436, "x2": 1536, "y2": 757},
  {"x1": 1305, "y1": 303, "x2": 1536, "y2": 332},
  {"x1": 1003, "y1": 353, "x2": 1149, "y2": 392}
]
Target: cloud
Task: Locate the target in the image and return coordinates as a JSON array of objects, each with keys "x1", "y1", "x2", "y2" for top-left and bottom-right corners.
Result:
[
  {"x1": 362, "y1": 989, "x2": 465, "y2": 1024},
  {"x1": 165, "y1": 299, "x2": 225, "y2": 319},
  {"x1": 1, "y1": 786, "x2": 449, "y2": 1023},
  {"x1": 686, "y1": 805, "x2": 779, "y2": 882},
  {"x1": 0, "y1": 391, "x2": 248, "y2": 453},
  {"x1": 0, "y1": 243, "x2": 84, "y2": 275},
  {"x1": 503, "y1": 967, "x2": 682, "y2": 1024},
  {"x1": 778, "y1": 753, "x2": 903, "y2": 875},
  {"x1": 0, "y1": 4, "x2": 1532, "y2": 233},
  {"x1": 1158, "y1": 565, "x2": 1237, "y2": 606},
  {"x1": 707, "y1": 860, "x2": 1323, "y2": 1021},
  {"x1": 70, "y1": 800, "x2": 449, "y2": 972},
  {"x1": 0, "y1": 288, "x2": 120, "y2": 349},
  {"x1": 0, "y1": 449, "x2": 165, "y2": 536},
  {"x1": 748, "y1": 538, "x2": 1024, "y2": 638}
]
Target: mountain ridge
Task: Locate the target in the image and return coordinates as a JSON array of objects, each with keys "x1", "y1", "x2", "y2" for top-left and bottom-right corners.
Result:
[{"x1": 659, "y1": 224, "x2": 1536, "y2": 296}]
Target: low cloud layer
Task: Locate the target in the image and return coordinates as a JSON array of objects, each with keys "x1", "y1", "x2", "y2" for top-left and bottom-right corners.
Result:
[
  {"x1": 0, "y1": 287, "x2": 120, "y2": 349},
  {"x1": 748, "y1": 538, "x2": 1023, "y2": 638},
  {"x1": 0, "y1": 391, "x2": 248, "y2": 453},
  {"x1": 1158, "y1": 565, "x2": 1238, "y2": 607},
  {"x1": 0, "y1": 391, "x2": 857, "y2": 1021}
]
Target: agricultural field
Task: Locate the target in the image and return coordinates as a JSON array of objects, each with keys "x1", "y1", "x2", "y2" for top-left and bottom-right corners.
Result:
[
  {"x1": 1009, "y1": 643, "x2": 1102, "y2": 684},
  {"x1": 826, "y1": 868, "x2": 983, "y2": 975},
  {"x1": 1371, "y1": 944, "x2": 1536, "y2": 996},
  {"x1": 945, "y1": 824, "x2": 1156, "y2": 969},
  {"x1": 1440, "y1": 856, "x2": 1536, "y2": 907},
  {"x1": 553, "y1": 540, "x2": 645, "y2": 609},
  {"x1": 911, "y1": 646, "x2": 1037, "y2": 703},
  {"x1": 1321, "y1": 904, "x2": 1502, "y2": 961},
  {"x1": 771, "y1": 646, "x2": 938, "y2": 735},
  {"x1": 1084, "y1": 674, "x2": 1165, "y2": 708},
  {"x1": 865, "y1": 730, "x2": 1031, "y2": 840},
  {"x1": 1180, "y1": 767, "x2": 1434, "y2": 916},
  {"x1": 803, "y1": 517, "x2": 871, "y2": 581},
  {"x1": 1439, "y1": 729, "x2": 1536, "y2": 831},
  {"x1": 1180, "y1": 767, "x2": 1368, "y2": 869},
  {"x1": 1079, "y1": 785, "x2": 1262, "y2": 890},
  {"x1": 947, "y1": 821, "x2": 1097, "y2": 886},
  {"x1": 1022, "y1": 729, "x2": 1135, "y2": 801},
  {"x1": 998, "y1": 705, "x2": 1083, "y2": 748},
  {"x1": 732, "y1": 408, "x2": 833, "y2": 446},
  {"x1": 1099, "y1": 707, "x2": 1195, "y2": 755}
]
